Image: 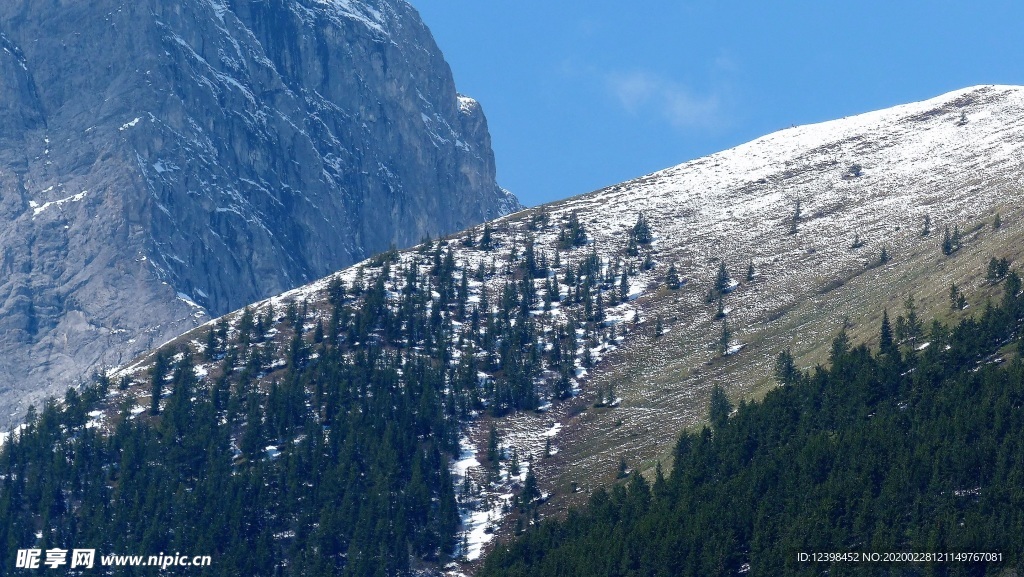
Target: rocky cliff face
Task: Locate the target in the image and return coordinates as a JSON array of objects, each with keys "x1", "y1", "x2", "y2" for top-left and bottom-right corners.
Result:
[{"x1": 0, "y1": 0, "x2": 518, "y2": 426}]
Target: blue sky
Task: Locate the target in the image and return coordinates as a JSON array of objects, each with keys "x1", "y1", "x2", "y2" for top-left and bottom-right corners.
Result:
[{"x1": 414, "y1": 1, "x2": 1024, "y2": 207}]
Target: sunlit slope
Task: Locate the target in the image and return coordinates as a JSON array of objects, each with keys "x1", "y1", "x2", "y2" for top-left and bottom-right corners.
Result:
[{"x1": 536, "y1": 84, "x2": 1024, "y2": 497}]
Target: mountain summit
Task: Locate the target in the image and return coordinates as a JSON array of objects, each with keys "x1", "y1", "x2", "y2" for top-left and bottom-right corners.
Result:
[{"x1": 0, "y1": 0, "x2": 518, "y2": 425}]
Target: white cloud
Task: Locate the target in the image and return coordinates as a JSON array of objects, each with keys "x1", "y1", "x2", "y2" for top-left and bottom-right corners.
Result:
[
  {"x1": 663, "y1": 88, "x2": 721, "y2": 129},
  {"x1": 607, "y1": 70, "x2": 660, "y2": 112},
  {"x1": 606, "y1": 70, "x2": 724, "y2": 131}
]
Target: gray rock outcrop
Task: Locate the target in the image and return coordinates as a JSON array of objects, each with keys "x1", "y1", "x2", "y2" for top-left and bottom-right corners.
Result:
[{"x1": 0, "y1": 0, "x2": 519, "y2": 426}]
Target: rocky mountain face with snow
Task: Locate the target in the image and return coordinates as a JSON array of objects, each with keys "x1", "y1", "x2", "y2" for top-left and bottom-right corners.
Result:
[
  {"x1": 96, "y1": 85, "x2": 1024, "y2": 568},
  {"x1": 0, "y1": 0, "x2": 517, "y2": 426}
]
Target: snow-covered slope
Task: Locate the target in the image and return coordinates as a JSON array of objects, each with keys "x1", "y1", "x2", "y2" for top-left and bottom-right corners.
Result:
[
  {"x1": 87, "y1": 84, "x2": 1024, "y2": 567},
  {"x1": 564, "y1": 84, "x2": 1019, "y2": 267}
]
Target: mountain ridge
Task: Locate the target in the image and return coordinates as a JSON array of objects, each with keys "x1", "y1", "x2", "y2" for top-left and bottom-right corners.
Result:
[{"x1": 91, "y1": 84, "x2": 1024, "y2": 566}]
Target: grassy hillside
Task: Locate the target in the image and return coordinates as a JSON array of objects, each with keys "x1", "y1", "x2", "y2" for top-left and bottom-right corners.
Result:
[
  {"x1": 482, "y1": 268, "x2": 1024, "y2": 577},
  {"x1": 549, "y1": 202, "x2": 1024, "y2": 506}
]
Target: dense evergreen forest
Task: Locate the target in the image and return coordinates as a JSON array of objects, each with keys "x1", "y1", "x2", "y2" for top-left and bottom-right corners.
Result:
[
  {"x1": 482, "y1": 272, "x2": 1024, "y2": 577},
  {"x1": 0, "y1": 213, "x2": 657, "y2": 575},
  {"x1": 0, "y1": 321, "x2": 460, "y2": 576}
]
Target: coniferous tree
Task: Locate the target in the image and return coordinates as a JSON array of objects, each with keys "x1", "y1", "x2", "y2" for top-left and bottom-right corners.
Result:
[
  {"x1": 922, "y1": 214, "x2": 931, "y2": 236},
  {"x1": 552, "y1": 366, "x2": 572, "y2": 400},
  {"x1": 312, "y1": 318, "x2": 324, "y2": 344},
  {"x1": 481, "y1": 222, "x2": 494, "y2": 251},
  {"x1": 988, "y1": 257, "x2": 1001, "y2": 282},
  {"x1": 564, "y1": 264, "x2": 576, "y2": 287},
  {"x1": 558, "y1": 211, "x2": 587, "y2": 248},
  {"x1": 202, "y1": 326, "x2": 219, "y2": 362},
  {"x1": 987, "y1": 257, "x2": 1011, "y2": 281},
  {"x1": 626, "y1": 235, "x2": 639, "y2": 257},
  {"x1": 746, "y1": 260, "x2": 754, "y2": 282},
  {"x1": 879, "y1": 309, "x2": 895, "y2": 355},
  {"x1": 949, "y1": 282, "x2": 967, "y2": 310},
  {"x1": 240, "y1": 393, "x2": 264, "y2": 460},
  {"x1": 238, "y1": 305, "x2": 255, "y2": 346},
  {"x1": 894, "y1": 294, "x2": 922, "y2": 344},
  {"x1": 943, "y1": 225, "x2": 963, "y2": 255},
  {"x1": 528, "y1": 209, "x2": 547, "y2": 231},
  {"x1": 522, "y1": 235, "x2": 538, "y2": 278},
  {"x1": 508, "y1": 448, "x2": 520, "y2": 477},
  {"x1": 715, "y1": 262, "x2": 730, "y2": 294},
  {"x1": 487, "y1": 424, "x2": 500, "y2": 466},
  {"x1": 521, "y1": 464, "x2": 540, "y2": 506},
  {"x1": 665, "y1": 263, "x2": 681, "y2": 290},
  {"x1": 708, "y1": 385, "x2": 732, "y2": 430},
  {"x1": 718, "y1": 319, "x2": 731, "y2": 355},
  {"x1": 1004, "y1": 271, "x2": 1022, "y2": 311},
  {"x1": 149, "y1": 350, "x2": 169, "y2": 415},
  {"x1": 774, "y1": 348, "x2": 797, "y2": 385},
  {"x1": 998, "y1": 257, "x2": 1010, "y2": 279},
  {"x1": 788, "y1": 199, "x2": 801, "y2": 234},
  {"x1": 632, "y1": 212, "x2": 653, "y2": 244},
  {"x1": 582, "y1": 282, "x2": 594, "y2": 321}
]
